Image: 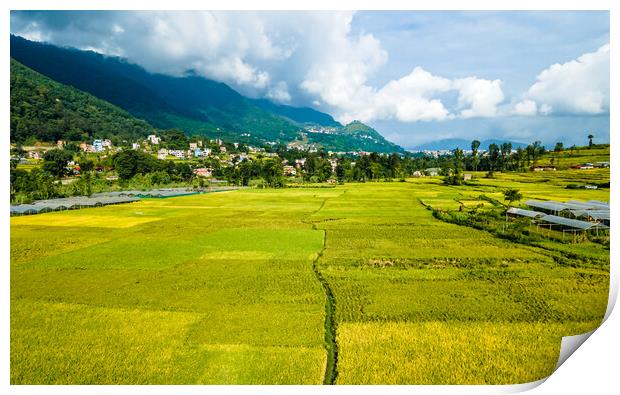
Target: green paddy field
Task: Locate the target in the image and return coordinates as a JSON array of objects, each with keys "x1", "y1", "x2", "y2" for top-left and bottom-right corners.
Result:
[{"x1": 10, "y1": 170, "x2": 610, "y2": 384}]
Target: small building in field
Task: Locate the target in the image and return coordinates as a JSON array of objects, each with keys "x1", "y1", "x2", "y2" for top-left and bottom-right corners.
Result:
[
  {"x1": 283, "y1": 165, "x2": 297, "y2": 176},
  {"x1": 532, "y1": 166, "x2": 556, "y2": 171},
  {"x1": 463, "y1": 173, "x2": 472, "y2": 181}
]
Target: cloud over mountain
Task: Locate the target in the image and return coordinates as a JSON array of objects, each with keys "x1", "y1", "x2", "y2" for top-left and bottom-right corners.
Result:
[
  {"x1": 10, "y1": 10, "x2": 610, "y2": 147},
  {"x1": 11, "y1": 10, "x2": 510, "y2": 125}
]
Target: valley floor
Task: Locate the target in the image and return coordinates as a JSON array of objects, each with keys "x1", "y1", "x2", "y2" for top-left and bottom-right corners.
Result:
[{"x1": 10, "y1": 175, "x2": 610, "y2": 384}]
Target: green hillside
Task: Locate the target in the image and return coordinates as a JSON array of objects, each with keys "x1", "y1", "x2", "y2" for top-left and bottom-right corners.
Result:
[
  {"x1": 11, "y1": 35, "x2": 404, "y2": 153},
  {"x1": 315, "y1": 121, "x2": 405, "y2": 153},
  {"x1": 10, "y1": 59, "x2": 152, "y2": 144}
]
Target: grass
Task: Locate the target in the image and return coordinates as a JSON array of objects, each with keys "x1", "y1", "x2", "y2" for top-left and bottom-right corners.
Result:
[{"x1": 10, "y1": 162, "x2": 610, "y2": 384}]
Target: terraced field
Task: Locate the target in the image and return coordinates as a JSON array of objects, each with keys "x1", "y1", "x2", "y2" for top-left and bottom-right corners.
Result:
[{"x1": 11, "y1": 175, "x2": 610, "y2": 384}]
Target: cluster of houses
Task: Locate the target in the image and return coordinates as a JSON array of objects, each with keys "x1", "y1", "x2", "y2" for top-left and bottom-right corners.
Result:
[
  {"x1": 506, "y1": 199, "x2": 610, "y2": 241},
  {"x1": 80, "y1": 139, "x2": 113, "y2": 153},
  {"x1": 306, "y1": 126, "x2": 338, "y2": 135},
  {"x1": 570, "y1": 162, "x2": 610, "y2": 170},
  {"x1": 281, "y1": 157, "x2": 339, "y2": 177}
]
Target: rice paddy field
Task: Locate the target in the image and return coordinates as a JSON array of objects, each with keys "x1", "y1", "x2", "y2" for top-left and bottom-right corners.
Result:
[{"x1": 10, "y1": 167, "x2": 610, "y2": 384}]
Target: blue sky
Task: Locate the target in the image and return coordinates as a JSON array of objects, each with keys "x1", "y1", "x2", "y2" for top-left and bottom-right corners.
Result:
[{"x1": 10, "y1": 10, "x2": 610, "y2": 148}]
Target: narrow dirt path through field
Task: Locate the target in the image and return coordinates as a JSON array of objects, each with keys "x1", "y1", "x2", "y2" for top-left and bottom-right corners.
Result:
[{"x1": 303, "y1": 196, "x2": 339, "y2": 385}]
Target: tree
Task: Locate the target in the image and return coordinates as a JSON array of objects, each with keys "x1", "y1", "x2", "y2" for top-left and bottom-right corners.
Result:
[
  {"x1": 80, "y1": 159, "x2": 95, "y2": 173},
  {"x1": 554, "y1": 142, "x2": 564, "y2": 153},
  {"x1": 174, "y1": 162, "x2": 193, "y2": 182},
  {"x1": 588, "y1": 134, "x2": 594, "y2": 148},
  {"x1": 488, "y1": 143, "x2": 500, "y2": 174},
  {"x1": 443, "y1": 148, "x2": 464, "y2": 185},
  {"x1": 113, "y1": 150, "x2": 139, "y2": 180},
  {"x1": 42, "y1": 149, "x2": 73, "y2": 178},
  {"x1": 500, "y1": 142, "x2": 512, "y2": 171},
  {"x1": 262, "y1": 159, "x2": 285, "y2": 187},
  {"x1": 335, "y1": 160, "x2": 347, "y2": 183},
  {"x1": 503, "y1": 188, "x2": 523, "y2": 204},
  {"x1": 531, "y1": 141, "x2": 543, "y2": 164},
  {"x1": 470, "y1": 140, "x2": 481, "y2": 172},
  {"x1": 162, "y1": 129, "x2": 189, "y2": 150}
]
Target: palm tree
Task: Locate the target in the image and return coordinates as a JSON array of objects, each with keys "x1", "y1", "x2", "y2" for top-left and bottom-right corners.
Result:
[{"x1": 588, "y1": 134, "x2": 594, "y2": 148}]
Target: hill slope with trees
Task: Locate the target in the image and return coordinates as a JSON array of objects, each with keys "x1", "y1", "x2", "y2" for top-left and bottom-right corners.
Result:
[{"x1": 10, "y1": 59, "x2": 153, "y2": 144}]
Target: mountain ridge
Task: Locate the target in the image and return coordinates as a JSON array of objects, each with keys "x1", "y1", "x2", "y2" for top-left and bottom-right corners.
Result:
[{"x1": 10, "y1": 35, "x2": 403, "y2": 153}]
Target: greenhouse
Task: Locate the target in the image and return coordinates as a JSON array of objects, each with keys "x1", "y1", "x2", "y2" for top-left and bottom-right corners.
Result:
[
  {"x1": 506, "y1": 207, "x2": 544, "y2": 219},
  {"x1": 10, "y1": 196, "x2": 139, "y2": 216},
  {"x1": 537, "y1": 214, "x2": 609, "y2": 240}
]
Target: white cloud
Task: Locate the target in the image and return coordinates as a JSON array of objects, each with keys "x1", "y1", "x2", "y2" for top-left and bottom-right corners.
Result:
[
  {"x1": 524, "y1": 44, "x2": 609, "y2": 115},
  {"x1": 360, "y1": 67, "x2": 453, "y2": 123},
  {"x1": 266, "y1": 81, "x2": 291, "y2": 103},
  {"x1": 11, "y1": 11, "x2": 507, "y2": 124},
  {"x1": 315, "y1": 66, "x2": 504, "y2": 124},
  {"x1": 453, "y1": 77, "x2": 504, "y2": 118},
  {"x1": 512, "y1": 99, "x2": 538, "y2": 116}
]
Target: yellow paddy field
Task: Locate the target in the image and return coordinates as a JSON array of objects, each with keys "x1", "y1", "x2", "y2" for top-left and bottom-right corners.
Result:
[{"x1": 11, "y1": 171, "x2": 610, "y2": 384}]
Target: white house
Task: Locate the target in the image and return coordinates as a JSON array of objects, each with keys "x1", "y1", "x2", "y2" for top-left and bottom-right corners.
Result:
[
  {"x1": 147, "y1": 134, "x2": 160, "y2": 145},
  {"x1": 157, "y1": 149, "x2": 168, "y2": 160},
  {"x1": 169, "y1": 150, "x2": 186, "y2": 159},
  {"x1": 93, "y1": 139, "x2": 104, "y2": 152}
]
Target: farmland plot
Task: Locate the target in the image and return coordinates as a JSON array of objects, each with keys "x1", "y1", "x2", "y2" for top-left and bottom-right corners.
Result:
[
  {"x1": 11, "y1": 189, "x2": 331, "y2": 384},
  {"x1": 311, "y1": 181, "x2": 609, "y2": 384},
  {"x1": 11, "y1": 178, "x2": 609, "y2": 384}
]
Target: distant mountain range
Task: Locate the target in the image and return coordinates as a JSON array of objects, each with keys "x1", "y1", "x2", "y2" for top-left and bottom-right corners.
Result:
[
  {"x1": 409, "y1": 138, "x2": 529, "y2": 152},
  {"x1": 10, "y1": 35, "x2": 403, "y2": 153}
]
